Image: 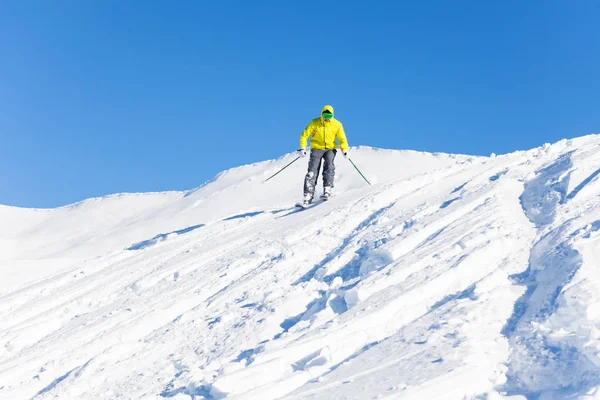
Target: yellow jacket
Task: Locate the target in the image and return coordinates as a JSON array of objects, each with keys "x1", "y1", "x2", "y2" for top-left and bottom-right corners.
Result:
[{"x1": 300, "y1": 105, "x2": 349, "y2": 151}]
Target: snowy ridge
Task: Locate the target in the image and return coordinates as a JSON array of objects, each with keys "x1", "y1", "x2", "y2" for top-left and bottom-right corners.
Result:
[{"x1": 1, "y1": 136, "x2": 600, "y2": 399}]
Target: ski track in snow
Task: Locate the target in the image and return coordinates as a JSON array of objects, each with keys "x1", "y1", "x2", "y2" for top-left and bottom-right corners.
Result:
[{"x1": 1, "y1": 139, "x2": 600, "y2": 399}]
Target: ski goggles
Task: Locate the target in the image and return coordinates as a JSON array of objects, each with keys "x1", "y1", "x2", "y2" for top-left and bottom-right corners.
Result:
[{"x1": 322, "y1": 112, "x2": 333, "y2": 119}]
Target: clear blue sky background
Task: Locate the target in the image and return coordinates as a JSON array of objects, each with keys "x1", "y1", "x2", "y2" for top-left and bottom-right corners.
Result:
[{"x1": 1, "y1": 1, "x2": 599, "y2": 208}]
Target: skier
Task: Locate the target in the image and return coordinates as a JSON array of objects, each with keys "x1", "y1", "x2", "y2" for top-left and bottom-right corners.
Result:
[{"x1": 297, "y1": 105, "x2": 349, "y2": 207}]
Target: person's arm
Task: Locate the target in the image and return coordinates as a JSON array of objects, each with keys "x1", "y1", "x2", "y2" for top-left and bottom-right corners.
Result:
[
  {"x1": 300, "y1": 121, "x2": 314, "y2": 149},
  {"x1": 337, "y1": 122, "x2": 349, "y2": 152}
]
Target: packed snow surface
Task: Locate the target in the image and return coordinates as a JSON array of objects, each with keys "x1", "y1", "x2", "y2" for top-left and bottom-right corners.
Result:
[{"x1": 2, "y1": 136, "x2": 600, "y2": 400}]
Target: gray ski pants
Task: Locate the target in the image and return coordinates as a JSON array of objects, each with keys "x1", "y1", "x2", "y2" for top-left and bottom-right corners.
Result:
[{"x1": 303, "y1": 149, "x2": 336, "y2": 199}]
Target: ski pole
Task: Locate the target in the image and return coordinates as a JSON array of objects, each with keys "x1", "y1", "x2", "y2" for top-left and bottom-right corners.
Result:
[
  {"x1": 348, "y1": 158, "x2": 372, "y2": 185},
  {"x1": 263, "y1": 156, "x2": 301, "y2": 183}
]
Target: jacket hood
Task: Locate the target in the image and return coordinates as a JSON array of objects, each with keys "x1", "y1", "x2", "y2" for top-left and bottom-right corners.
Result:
[{"x1": 321, "y1": 105, "x2": 334, "y2": 120}]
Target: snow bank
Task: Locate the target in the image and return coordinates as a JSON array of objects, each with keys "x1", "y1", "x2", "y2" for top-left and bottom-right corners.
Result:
[{"x1": 2, "y1": 135, "x2": 600, "y2": 399}]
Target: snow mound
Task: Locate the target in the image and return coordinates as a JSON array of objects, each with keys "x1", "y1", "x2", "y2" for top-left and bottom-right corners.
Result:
[{"x1": 2, "y1": 135, "x2": 600, "y2": 399}]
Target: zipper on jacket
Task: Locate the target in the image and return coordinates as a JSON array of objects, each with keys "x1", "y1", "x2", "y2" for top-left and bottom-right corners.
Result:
[{"x1": 323, "y1": 119, "x2": 327, "y2": 150}]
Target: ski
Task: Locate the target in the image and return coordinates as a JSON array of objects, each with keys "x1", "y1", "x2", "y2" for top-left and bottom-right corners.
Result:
[{"x1": 294, "y1": 199, "x2": 325, "y2": 210}]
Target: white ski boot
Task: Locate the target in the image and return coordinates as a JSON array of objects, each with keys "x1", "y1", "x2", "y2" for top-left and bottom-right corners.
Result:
[
  {"x1": 301, "y1": 194, "x2": 313, "y2": 208},
  {"x1": 320, "y1": 187, "x2": 332, "y2": 200}
]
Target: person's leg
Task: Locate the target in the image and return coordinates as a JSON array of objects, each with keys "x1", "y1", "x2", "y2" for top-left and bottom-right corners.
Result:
[
  {"x1": 303, "y1": 150, "x2": 324, "y2": 201},
  {"x1": 322, "y1": 150, "x2": 336, "y2": 194}
]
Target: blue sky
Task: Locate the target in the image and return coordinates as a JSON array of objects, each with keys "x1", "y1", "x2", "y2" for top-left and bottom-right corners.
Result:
[{"x1": 1, "y1": 1, "x2": 599, "y2": 208}]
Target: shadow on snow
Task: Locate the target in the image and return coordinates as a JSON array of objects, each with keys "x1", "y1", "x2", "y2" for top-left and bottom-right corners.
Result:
[{"x1": 127, "y1": 224, "x2": 205, "y2": 251}]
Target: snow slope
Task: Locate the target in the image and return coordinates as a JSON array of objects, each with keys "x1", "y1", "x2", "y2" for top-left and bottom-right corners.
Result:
[{"x1": 1, "y1": 136, "x2": 600, "y2": 400}]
